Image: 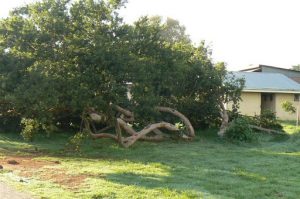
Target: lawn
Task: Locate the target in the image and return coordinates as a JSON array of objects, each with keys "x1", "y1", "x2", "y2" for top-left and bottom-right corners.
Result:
[{"x1": 0, "y1": 127, "x2": 300, "y2": 199}]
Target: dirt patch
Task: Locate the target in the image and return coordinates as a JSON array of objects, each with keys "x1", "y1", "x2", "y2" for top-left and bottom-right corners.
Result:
[
  {"x1": 0, "y1": 156, "x2": 55, "y2": 170},
  {"x1": 39, "y1": 168, "x2": 87, "y2": 189},
  {"x1": 0, "y1": 156, "x2": 87, "y2": 189}
]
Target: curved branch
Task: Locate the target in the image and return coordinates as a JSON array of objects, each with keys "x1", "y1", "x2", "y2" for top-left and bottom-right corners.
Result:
[
  {"x1": 83, "y1": 105, "x2": 194, "y2": 148},
  {"x1": 113, "y1": 105, "x2": 135, "y2": 122},
  {"x1": 118, "y1": 118, "x2": 179, "y2": 148},
  {"x1": 113, "y1": 105, "x2": 134, "y2": 117},
  {"x1": 95, "y1": 126, "x2": 113, "y2": 133},
  {"x1": 84, "y1": 119, "x2": 118, "y2": 141},
  {"x1": 155, "y1": 106, "x2": 195, "y2": 138}
]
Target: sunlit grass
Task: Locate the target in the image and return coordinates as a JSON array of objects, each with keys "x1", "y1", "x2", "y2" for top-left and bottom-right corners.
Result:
[
  {"x1": 0, "y1": 127, "x2": 300, "y2": 198},
  {"x1": 280, "y1": 120, "x2": 300, "y2": 134}
]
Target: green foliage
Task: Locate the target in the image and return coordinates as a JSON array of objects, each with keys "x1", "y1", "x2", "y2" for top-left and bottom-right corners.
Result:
[
  {"x1": 281, "y1": 101, "x2": 296, "y2": 114},
  {"x1": 20, "y1": 118, "x2": 40, "y2": 141},
  {"x1": 65, "y1": 131, "x2": 88, "y2": 152},
  {"x1": 225, "y1": 117, "x2": 256, "y2": 142},
  {"x1": 0, "y1": 0, "x2": 130, "y2": 134},
  {"x1": 0, "y1": 101, "x2": 21, "y2": 132},
  {"x1": 253, "y1": 110, "x2": 283, "y2": 131},
  {"x1": 0, "y1": 0, "x2": 244, "y2": 138}
]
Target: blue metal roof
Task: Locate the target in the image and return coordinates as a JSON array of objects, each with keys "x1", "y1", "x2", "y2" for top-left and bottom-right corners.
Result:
[{"x1": 232, "y1": 72, "x2": 300, "y2": 93}]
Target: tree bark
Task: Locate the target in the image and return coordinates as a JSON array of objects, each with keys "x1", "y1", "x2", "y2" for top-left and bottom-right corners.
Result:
[
  {"x1": 118, "y1": 119, "x2": 179, "y2": 148},
  {"x1": 155, "y1": 106, "x2": 195, "y2": 138},
  {"x1": 249, "y1": 125, "x2": 285, "y2": 135},
  {"x1": 82, "y1": 105, "x2": 195, "y2": 147},
  {"x1": 113, "y1": 105, "x2": 134, "y2": 122},
  {"x1": 84, "y1": 119, "x2": 118, "y2": 141},
  {"x1": 218, "y1": 102, "x2": 229, "y2": 137}
]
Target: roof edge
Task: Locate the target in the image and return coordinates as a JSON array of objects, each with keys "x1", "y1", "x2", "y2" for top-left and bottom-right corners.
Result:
[
  {"x1": 240, "y1": 64, "x2": 300, "y2": 73},
  {"x1": 243, "y1": 89, "x2": 300, "y2": 94}
]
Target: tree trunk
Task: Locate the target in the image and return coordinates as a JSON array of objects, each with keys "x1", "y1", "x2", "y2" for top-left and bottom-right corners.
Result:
[{"x1": 218, "y1": 102, "x2": 229, "y2": 137}]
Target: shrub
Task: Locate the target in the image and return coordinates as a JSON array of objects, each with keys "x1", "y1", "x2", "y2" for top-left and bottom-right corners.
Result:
[
  {"x1": 65, "y1": 131, "x2": 89, "y2": 152},
  {"x1": 281, "y1": 101, "x2": 296, "y2": 114},
  {"x1": 253, "y1": 110, "x2": 283, "y2": 131},
  {"x1": 225, "y1": 117, "x2": 256, "y2": 142},
  {"x1": 20, "y1": 118, "x2": 40, "y2": 141}
]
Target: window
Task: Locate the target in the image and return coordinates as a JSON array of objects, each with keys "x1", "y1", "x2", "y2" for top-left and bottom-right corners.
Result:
[
  {"x1": 262, "y1": 93, "x2": 273, "y2": 101},
  {"x1": 294, "y1": 94, "x2": 300, "y2": 102}
]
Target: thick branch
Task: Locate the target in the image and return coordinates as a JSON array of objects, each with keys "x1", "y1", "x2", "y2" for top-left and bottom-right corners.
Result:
[
  {"x1": 83, "y1": 105, "x2": 194, "y2": 148},
  {"x1": 249, "y1": 125, "x2": 286, "y2": 135},
  {"x1": 155, "y1": 106, "x2": 195, "y2": 138},
  {"x1": 113, "y1": 105, "x2": 134, "y2": 117},
  {"x1": 95, "y1": 126, "x2": 113, "y2": 133},
  {"x1": 84, "y1": 119, "x2": 118, "y2": 141},
  {"x1": 113, "y1": 105, "x2": 135, "y2": 122},
  {"x1": 119, "y1": 118, "x2": 179, "y2": 148}
]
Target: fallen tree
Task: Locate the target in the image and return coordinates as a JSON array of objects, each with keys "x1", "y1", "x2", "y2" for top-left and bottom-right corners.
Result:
[
  {"x1": 82, "y1": 105, "x2": 195, "y2": 148},
  {"x1": 248, "y1": 125, "x2": 286, "y2": 135}
]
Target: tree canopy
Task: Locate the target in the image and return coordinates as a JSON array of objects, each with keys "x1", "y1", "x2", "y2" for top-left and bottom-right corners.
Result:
[{"x1": 0, "y1": 0, "x2": 243, "y2": 144}]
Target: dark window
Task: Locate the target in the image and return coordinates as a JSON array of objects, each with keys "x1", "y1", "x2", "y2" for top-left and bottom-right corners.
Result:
[{"x1": 294, "y1": 94, "x2": 300, "y2": 101}]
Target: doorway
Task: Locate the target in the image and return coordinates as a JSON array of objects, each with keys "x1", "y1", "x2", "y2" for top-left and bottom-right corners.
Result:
[{"x1": 261, "y1": 93, "x2": 275, "y2": 113}]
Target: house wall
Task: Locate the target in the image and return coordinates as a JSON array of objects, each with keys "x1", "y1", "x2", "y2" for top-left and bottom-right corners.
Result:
[
  {"x1": 227, "y1": 92, "x2": 299, "y2": 120},
  {"x1": 275, "y1": 93, "x2": 299, "y2": 120},
  {"x1": 239, "y1": 92, "x2": 261, "y2": 116},
  {"x1": 227, "y1": 92, "x2": 261, "y2": 116}
]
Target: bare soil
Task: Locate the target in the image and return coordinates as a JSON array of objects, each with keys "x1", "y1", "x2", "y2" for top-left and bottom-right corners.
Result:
[{"x1": 0, "y1": 156, "x2": 87, "y2": 189}]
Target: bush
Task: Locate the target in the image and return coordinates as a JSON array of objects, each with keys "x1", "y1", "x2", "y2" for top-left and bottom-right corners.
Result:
[
  {"x1": 281, "y1": 101, "x2": 296, "y2": 114},
  {"x1": 20, "y1": 118, "x2": 40, "y2": 141},
  {"x1": 225, "y1": 117, "x2": 256, "y2": 142},
  {"x1": 253, "y1": 110, "x2": 283, "y2": 131}
]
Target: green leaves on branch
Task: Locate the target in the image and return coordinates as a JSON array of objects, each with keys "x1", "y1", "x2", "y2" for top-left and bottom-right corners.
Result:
[{"x1": 281, "y1": 101, "x2": 296, "y2": 114}]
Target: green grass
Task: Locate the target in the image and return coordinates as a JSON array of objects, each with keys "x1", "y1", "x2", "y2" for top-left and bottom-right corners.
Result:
[
  {"x1": 0, "y1": 128, "x2": 300, "y2": 199},
  {"x1": 281, "y1": 120, "x2": 300, "y2": 134}
]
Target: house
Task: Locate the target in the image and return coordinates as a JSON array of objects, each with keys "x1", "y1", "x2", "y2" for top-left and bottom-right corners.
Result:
[
  {"x1": 228, "y1": 72, "x2": 300, "y2": 120},
  {"x1": 240, "y1": 64, "x2": 300, "y2": 83}
]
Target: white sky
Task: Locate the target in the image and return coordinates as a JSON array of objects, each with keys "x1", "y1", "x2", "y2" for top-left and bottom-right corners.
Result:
[{"x1": 1, "y1": 0, "x2": 300, "y2": 70}]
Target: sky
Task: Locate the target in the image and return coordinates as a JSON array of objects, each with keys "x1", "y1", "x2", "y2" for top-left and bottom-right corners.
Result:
[{"x1": 1, "y1": 0, "x2": 300, "y2": 70}]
